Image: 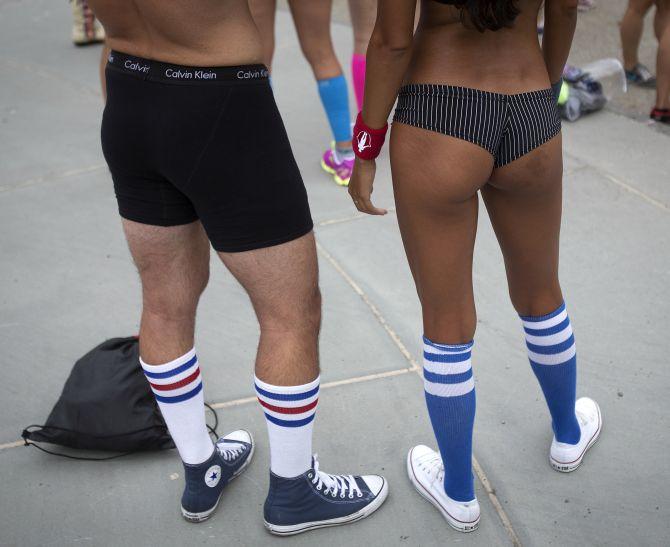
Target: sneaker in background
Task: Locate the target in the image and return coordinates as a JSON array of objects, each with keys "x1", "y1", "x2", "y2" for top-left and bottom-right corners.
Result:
[
  {"x1": 650, "y1": 107, "x2": 670, "y2": 124},
  {"x1": 321, "y1": 145, "x2": 355, "y2": 187},
  {"x1": 626, "y1": 63, "x2": 657, "y2": 88}
]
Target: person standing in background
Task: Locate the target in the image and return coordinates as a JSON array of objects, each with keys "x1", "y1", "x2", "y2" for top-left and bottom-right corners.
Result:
[
  {"x1": 249, "y1": 0, "x2": 376, "y2": 187},
  {"x1": 620, "y1": 0, "x2": 658, "y2": 87}
]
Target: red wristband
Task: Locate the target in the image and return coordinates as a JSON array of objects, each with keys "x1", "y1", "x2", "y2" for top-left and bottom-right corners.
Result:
[{"x1": 352, "y1": 112, "x2": 388, "y2": 160}]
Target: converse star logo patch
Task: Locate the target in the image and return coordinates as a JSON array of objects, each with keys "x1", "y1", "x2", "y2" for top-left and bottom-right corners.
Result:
[{"x1": 204, "y1": 465, "x2": 222, "y2": 488}]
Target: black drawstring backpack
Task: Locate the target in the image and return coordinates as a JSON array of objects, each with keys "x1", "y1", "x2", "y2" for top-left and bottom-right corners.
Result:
[{"x1": 22, "y1": 336, "x2": 217, "y2": 461}]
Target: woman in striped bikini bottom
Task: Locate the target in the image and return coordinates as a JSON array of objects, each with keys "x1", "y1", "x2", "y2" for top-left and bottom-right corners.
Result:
[
  {"x1": 348, "y1": 0, "x2": 602, "y2": 532},
  {"x1": 393, "y1": 84, "x2": 562, "y2": 167}
]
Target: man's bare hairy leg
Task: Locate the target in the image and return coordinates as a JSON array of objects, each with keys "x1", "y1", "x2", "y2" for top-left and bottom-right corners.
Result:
[
  {"x1": 221, "y1": 232, "x2": 388, "y2": 533},
  {"x1": 123, "y1": 219, "x2": 210, "y2": 364},
  {"x1": 123, "y1": 219, "x2": 214, "y2": 466},
  {"x1": 218, "y1": 232, "x2": 320, "y2": 387},
  {"x1": 219, "y1": 232, "x2": 319, "y2": 480}
]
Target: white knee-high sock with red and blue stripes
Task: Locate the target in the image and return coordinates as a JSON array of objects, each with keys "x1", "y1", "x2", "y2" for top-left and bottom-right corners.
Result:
[
  {"x1": 141, "y1": 348, "x2": 214, "y2": 464},
  {"x1": 255, "y1": 375, "x2": 319, "y2": 478}
]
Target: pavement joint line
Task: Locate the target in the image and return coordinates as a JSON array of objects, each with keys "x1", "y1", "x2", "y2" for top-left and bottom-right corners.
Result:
[
  {"x1": 315, "y1": 241, "x2": 420, "y2": 372},
  {"x1": 599, "y1": 171, "x2": 670, "y2": 212},
  {"x1": 0, "y1": 368, "x2": 416, "y2": 451},
  {"x1": 316, "y1": 206, "x2": 397, "y2": 227},
  {"x1": 0, "y1": 164, "x2": 106, "y2": 193},
  {"x1": 0, "y1": 368, "x2": 415, "y2": 451},
  {"x1": 315, "y1": 239, "x2": 522, "y2": 546},
  {"x1": 0, "y1": 440, "x2": 24, "y2": 450},
  {"x1": 471, "y1": 451, "x2": 522, "y2": 546},
  {"x1": 564, "y1": 150, "x2": 669, "y2": 213},
  {"x1": 405, "y1": 366, "x2": 522, "y2": 546}
]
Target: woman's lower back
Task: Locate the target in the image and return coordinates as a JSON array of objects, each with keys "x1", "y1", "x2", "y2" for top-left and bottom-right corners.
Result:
[{"x1": 408, "y1": 0, "x2": 550, "y2": 93}]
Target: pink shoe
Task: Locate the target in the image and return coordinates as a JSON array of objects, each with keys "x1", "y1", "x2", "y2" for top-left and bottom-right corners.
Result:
[{"x1": 321, "y1": 147, "x2": 354, "y2": 187}]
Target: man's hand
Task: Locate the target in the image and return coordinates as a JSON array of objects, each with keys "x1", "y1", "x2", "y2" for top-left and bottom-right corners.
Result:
[{"x1": 348, "y1": 157, "x2": 387, "y2": 216}]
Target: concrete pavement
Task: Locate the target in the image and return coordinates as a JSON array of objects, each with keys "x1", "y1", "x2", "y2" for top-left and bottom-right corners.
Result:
[{"x1": 1, "y1": 1, "x2": 669, "y2": 546}]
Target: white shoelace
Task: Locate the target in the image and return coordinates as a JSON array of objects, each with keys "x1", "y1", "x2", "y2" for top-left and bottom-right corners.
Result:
[
  {"x1": 576, "y1": 409, "x2": 592, "y2": 428},
  {"x1": 415, "y1": 451, "x2": 444, "y2": 486},
  {"x1": 216, "y1": 441, "x2": 245, "y2": 462},
  {"x1": 310, "y1": 455, "x2": 363, "y2": 499}
]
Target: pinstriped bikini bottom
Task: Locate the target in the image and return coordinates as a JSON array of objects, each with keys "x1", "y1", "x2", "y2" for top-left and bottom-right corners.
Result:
[{"x1": 393, "y1": 84, "x2": 561, "y2": 168}]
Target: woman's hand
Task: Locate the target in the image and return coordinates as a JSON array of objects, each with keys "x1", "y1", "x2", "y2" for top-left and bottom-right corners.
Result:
[{"x1": 348, "y1": 157, "x2": 388, "y2": 216}]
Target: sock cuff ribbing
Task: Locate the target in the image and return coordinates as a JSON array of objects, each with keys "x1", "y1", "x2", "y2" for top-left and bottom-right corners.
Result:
[
  {"x1": 141, "y1": 348, "x2": 202, "y2": 404},
  {"x1": 255, "y1": 376, "x2": 320, "y2": 428},
  {"x1": 254, "y1": 375, "x2": 320, "y2": 396},
  {"x1": 520, "y1": 304, "x2": 576, "y2": 366},
  {"x1": 422, "y1": 336, "x2": 474, "y2": 398},
  {"x1": 519, "y1": 301, "x2": 566, "y2": 322},
  {"x1": 140, "y1": 347, "x2": 196, "y2": 372}
]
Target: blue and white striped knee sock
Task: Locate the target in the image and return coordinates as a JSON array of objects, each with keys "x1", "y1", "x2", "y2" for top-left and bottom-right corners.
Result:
[
  {"x1": 521, "y1": 302, "x2": 581, "y2": 444},
  {"x1": 140, "y1": 348, "x2": 214, "y2": 464},
  {"x1": 255, "y1": 375, "x2": 319, "y2": 478},
  {"x1": 423, "y1": 336, "x2": 476, "y2": 502}
]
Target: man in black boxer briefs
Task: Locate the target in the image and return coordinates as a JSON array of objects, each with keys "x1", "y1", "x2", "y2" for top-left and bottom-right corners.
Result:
[{"x1": 89, "y1": 0, "x2": 388, "y2": 534}]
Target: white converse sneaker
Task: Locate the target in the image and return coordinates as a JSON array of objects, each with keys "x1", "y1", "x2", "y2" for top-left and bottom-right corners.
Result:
[
  {"x1": 407, "y1": 445, "x2": 480, "y2": 532},
  {"x1": 550, "y1": 397, "x2": 602, "y2": 473}
]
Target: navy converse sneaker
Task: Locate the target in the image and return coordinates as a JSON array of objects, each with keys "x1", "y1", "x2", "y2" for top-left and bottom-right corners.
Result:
[
  {"x1": 263, "y1": 455, "x2": 388, "y2": 535},
  {"x1": 181, "y1": 430, "x2": 254, "y2": 522}
]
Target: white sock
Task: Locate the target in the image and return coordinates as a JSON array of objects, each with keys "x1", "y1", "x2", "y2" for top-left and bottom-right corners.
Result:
[
  {"x1": 334, "y1": 147, "x2": 355, "y2": 162},
  {"x1": 254, "y1": 375, "x2": 319, "y2": 478},
  {"x1": 141, "y1": 348, "x2": 213, "y2": 465}
]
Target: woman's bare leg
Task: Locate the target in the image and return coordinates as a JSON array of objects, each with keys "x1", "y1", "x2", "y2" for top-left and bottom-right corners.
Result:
[
  {"x1": 621, "y1": 0, "x2": 655, "y2": 71},
  {"x1": 288, "y1": 0, "x2": 341, "y2": 79},
  {"x1": 481, "y1": 137, "x2": 564, "y2": 316},
  {"x1": 289, "y1": 0, "x2": 352, "y2": 151},
  {"x1": 392, "y1": 125, "x2": 492, "y2": 342},
  {"x1": 347, "y1": 0, "x2": 376, "y2": 110},
  {"x1": 391, "y1": 123, "x2": 493, "y2": 503},
  {"x1": 482, "y1": 134, "x2": 581, "y2": 445},
  {"x1": 348, "y1": 0, "x2": 376, "y2": 55}
]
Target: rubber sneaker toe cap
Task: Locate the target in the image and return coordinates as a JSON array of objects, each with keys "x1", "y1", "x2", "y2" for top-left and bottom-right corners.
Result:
[
  {"x1": 222, "y1": 429, "x2": 252, "y2": 445},
  {"x1": 361, "y1": 475, "x2": 385, "y2": 497}
]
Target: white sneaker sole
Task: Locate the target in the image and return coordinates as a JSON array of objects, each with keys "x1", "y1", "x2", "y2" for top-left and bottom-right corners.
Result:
[
  {"x1": 550, "y1": 402, "x2": 602, "y2": 473},
  {"x1": 181, "y1": 432, "x2": 255, "y2": 523},
  {"x1": 263, "y1": 477, "x2": 389, "y2": 536},
  {"x1": 406, "y1": 448, "x2": 479, "y2": 533}
]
